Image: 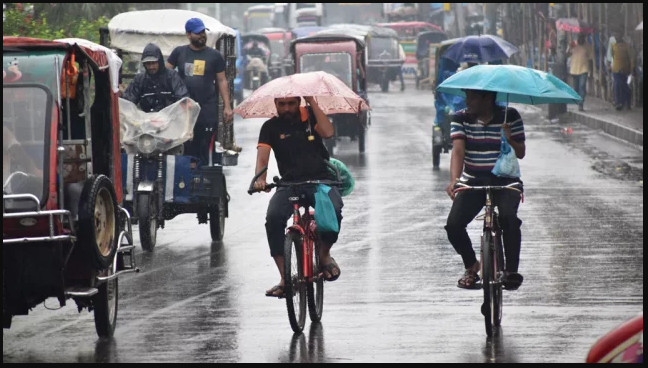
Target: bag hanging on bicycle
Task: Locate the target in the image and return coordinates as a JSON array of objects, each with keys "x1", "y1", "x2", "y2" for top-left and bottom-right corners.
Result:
[
  {"x1": 314, "y1": 184, "x2": 339, "y2": 233},
  {"x1": 491, "y1": 129, "x2": 521, "y2": 178}
]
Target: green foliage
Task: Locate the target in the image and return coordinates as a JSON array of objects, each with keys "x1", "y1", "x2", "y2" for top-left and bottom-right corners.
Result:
[{"x1": 3, "y1": 4, "x2": 109, "y2": 44}]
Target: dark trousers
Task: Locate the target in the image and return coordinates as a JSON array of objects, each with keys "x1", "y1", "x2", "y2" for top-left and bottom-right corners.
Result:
[
  {"x1": 445, "y1": 176, "x2": 523, "y2": 272},
  {"x1": 266, "y1": 185, "x2": 343, "y2": 257},
  {"x1": 613, "y1": 72, "x2": 631, "y2": 108},
  {"x1": 184, "y1": 126, "x2": 215, "y2": 165}
]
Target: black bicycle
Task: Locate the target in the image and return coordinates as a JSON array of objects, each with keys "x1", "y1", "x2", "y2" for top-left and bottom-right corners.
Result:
[
  {"x1": 249, "y1": 165, "x2": 342, "y2": 333},
  {"x1": 453, "y1": 181, "x2": 523, "y2": 336}
]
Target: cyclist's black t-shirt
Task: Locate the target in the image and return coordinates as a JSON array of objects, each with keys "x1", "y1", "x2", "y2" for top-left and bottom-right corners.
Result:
[{"x1": 257, "y1": 106, "x2": 330, "y2": 181}]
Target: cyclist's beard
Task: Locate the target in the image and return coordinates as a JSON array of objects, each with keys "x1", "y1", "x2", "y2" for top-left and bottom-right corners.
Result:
[
  {"x1": 190, "y1": 37, "x2": 206, "y2": 48},
  {"x1": 279, "y1": 109, "x2": 300, "y2": 124}
]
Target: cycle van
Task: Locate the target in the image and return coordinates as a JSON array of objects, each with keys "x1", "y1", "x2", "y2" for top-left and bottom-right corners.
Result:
[
  {"x1": 3, "y1": 36, "x2": 137, "y2": 337},
  {"x1": 102, "y1": 9, "x2": 238, "y2": 249},
  {"x1": 290, "y1": 33, "x2": 370, "y2": 154}
]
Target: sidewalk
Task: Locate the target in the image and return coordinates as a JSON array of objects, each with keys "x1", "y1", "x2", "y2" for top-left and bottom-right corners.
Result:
[{"x1": 555, "y1": 95, "x2": 643, "y2": 147}]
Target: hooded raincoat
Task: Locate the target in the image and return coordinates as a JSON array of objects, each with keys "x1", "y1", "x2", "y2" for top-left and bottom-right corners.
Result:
[{"x1": 123, "y1": 43, "x2": 189, "y2": 112}]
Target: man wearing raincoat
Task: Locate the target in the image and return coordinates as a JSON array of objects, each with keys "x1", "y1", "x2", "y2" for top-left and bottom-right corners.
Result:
[{"x1": 122, "y1": 43, "x2": 189, "y2": 113}]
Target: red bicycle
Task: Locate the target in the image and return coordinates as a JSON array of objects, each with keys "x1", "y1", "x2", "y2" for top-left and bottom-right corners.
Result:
[{"x1": 249, "y1": 165, "x2": 342, "y2": 333}]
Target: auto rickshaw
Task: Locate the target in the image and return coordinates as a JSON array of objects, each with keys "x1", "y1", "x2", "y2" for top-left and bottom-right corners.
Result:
[
  {"x1": 102, "y1": 9, "x2": 238, "y2": 250},
  {"x1": 377, "y1": 21, "x2": 444, "y2": 79},
  {"x1": 291, "y1": 34, "x2": 370, "y2": 154},
  {"x1": 257, "y1": 27, "x2": 292, "y2": 80},
  {"x1": 320, "y1": 24, "x2": 405, "y2": 92},
  {"x1": 415, "y1": 30, "x2": 449, "y2": 89},
  {"x1": 3, "y1": 36, "x2": 137, "y2": 337},
  {"x1": 241, "y1": 33, "x2": 272, "y2": 90}
]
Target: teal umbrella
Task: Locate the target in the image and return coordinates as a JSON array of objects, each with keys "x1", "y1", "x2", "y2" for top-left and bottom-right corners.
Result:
[{"x1": 436, "y1": 64, "x2": 582, "y2": 105}]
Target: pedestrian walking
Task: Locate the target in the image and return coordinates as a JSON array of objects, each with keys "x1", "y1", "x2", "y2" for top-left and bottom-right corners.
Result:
[
  {"x1": 610, "y1": 31, "x2": 634, "y2": 110},
  {"x1": 567, "y1": 34, "x2": 593, "y2": 111},
  {"x1": 166, "y1": 17, "x2": 234, "y2": 164}
]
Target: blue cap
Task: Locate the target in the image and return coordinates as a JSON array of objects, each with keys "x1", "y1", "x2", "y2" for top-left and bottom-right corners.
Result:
[{"x1": 185, "y1": 18, "x2": 208, "y2": 34}]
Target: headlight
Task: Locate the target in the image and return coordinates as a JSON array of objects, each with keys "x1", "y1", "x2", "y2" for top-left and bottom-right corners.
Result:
[{"x1": 137, "y1": 133, "x2": 157, "y2": 154}]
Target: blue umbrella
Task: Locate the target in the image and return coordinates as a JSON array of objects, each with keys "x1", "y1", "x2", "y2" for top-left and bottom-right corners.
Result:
[
  {"x1": 436, "y1": 64, "x2": 582, "y2": 105},
  {"x1": 441, "y1": 35, "x2": 519, "y2": 64}
]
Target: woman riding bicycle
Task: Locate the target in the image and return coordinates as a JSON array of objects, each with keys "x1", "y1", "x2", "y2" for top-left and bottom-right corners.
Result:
[
  {"x1": 444, "y1": 89, "x2": 525, "y2": 291},
  {"x1": 253, "y1": 96, "x2": 343, "y2": 298}
]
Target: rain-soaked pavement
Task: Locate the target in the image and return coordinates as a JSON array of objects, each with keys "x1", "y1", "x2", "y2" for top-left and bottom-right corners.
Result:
[{"x1": 3, "y1": 79, "x2": 643, "y2": 363}]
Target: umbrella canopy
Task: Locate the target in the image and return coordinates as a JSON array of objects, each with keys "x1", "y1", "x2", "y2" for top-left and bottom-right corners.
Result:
[
  {"x1": 436, "y1": 64, "x2": 582, "y2": 105},
  {"x1": 441, "y1": 35, "x2": 519, "y2": 64},
  {"x1": 233, "y1": 71, "x2": 370, "y2": 118},
  {"x1": 555, "y1": 18, "x2": 594, "y2": 34}
]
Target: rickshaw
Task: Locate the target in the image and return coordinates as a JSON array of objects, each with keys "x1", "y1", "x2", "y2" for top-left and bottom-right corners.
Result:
[
  {"x1": 241, "y1": 33, "x2": 272, "y2": 90},
  {"x1": 430, "y1": 37, "x2": 507, "y2": 170},
  {"x1": 257, "y1": 27, "x2": 292, "y2": 80},
  {"x1": 321, "y1": 24, "x2": 405, "y2": 92},
  {"x1": 3, "y1": 36, "x2": 137, "y2": 337},
  {"x1": 291, "y1": 33, "x2": 370, "y2": 154},
  {"x1": 415, "y1": 30, "x2": 449, "y2": 89},
  {"x1": 103, "y1": 9, "x2": 238, "y2": 250},
  {"x1": 430, "y1": 37, "x2": 467, "y2": 170}
]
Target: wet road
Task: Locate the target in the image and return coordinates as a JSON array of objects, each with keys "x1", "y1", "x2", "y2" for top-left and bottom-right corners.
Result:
[{"x1": 3, "y1": 80, "x2": 643, "y2": 363}]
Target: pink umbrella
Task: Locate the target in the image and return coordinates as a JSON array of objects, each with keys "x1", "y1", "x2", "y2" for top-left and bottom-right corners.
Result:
[{"x1": 233, "y1": 71, "x2": 370, "y2": 118}]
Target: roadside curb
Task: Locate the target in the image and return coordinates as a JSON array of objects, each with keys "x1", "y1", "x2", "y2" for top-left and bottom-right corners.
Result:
[{"x1": 559, "y1": 111, "x2": 643, "y2": 147}]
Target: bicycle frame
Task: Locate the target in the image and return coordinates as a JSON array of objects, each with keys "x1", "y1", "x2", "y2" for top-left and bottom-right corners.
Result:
[{"x1": 286, "y1": 195, "x2": 318, "y2": 283}]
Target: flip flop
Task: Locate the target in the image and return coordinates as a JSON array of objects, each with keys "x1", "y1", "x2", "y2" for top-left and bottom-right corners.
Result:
[
  {"x1": 265, "y1": 284, "x2": 284, "y2": 298},
  {"x1": 322, "y1": 258, "x2": 341, "y2": 282}
]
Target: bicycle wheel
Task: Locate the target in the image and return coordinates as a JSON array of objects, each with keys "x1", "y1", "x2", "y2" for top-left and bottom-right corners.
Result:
[
  {"x1": 307, "y1": 236, "x2": 324, "y2": 322},
  {"x1": 284, "y1": 231, "x2": 306, "y2": 333},
  {"x1": 481, "y1": 230, "x2": 498, "y2": 337},
  {"x1": 492, "y1": 217, "x2": 504, "y2": 327}
]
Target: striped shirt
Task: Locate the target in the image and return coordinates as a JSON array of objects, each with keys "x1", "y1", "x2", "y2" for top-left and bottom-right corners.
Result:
[{"x1": 450, "y1": 106, "x2": 525, "y2": 176}]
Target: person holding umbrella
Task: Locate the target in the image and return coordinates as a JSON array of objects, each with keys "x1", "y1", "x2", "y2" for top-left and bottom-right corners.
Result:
[
  {"x1": 252, "y1": 96, "x2": 343, "y2": 298},
  {"x1": 444, "y1": 89, "x2": 526, "y2": 291},
  {"x1": 436, "y1": 64, "x2": 582, "y2": 290}
]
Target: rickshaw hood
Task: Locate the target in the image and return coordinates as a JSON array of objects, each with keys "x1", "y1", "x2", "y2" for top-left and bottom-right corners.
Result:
[{"x1": 3, "y1": 36, "x2": 122, "y2": 93}]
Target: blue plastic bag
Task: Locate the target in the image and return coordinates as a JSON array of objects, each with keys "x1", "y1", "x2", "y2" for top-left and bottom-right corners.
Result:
[
  {"x1": 314, "y1": 184, "x2": 339, "y2": 233},
  {"x1": 491, "y1": 129, "x2": 521, "y2": 178}
]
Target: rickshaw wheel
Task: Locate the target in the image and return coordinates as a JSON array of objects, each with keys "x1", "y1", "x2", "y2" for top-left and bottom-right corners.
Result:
[
  {"x1": 209, "y1": 196, "x2": 226, "y2": 241},
  {"x1": 94, "y1": 270, "x2": 118, "y2": 337},
  {"x1": 78, "y1": 175, "x2": 119, "y2": 270},
  {"x1": 137, "y1": 193, "x2": 157, "y2": 252}
]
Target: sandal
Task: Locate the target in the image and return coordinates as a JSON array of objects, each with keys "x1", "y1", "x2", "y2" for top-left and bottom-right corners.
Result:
[
  {"x1": 321, "y1": 258, "x2": 341, "y2": 282},
  {"x1": 503, "y1": 272, "x2": 523, "y2": 291},
  {"x1": 457, "y1": 269, "x2": 481, "y2": 289},
  {"x1": 265, "y1": 284, "x2": 284, "y2": 298}
]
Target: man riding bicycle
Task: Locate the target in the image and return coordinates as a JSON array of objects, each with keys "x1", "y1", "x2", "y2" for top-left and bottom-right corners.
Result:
[
  {"x1": 253, "y1": 96, "x2": 343, "y2": 298},
  {"x1": 445, "y1": 89, "x2": 525, "y2": 291}
]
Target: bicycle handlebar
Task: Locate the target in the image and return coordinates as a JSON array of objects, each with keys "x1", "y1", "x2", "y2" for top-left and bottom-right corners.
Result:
[
  {"x1": 452, "y1": 181, "x2": 523, "y2": 194},
  {"x1": 248, "y1": 165, "x2": 343, "y2": 195}
]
